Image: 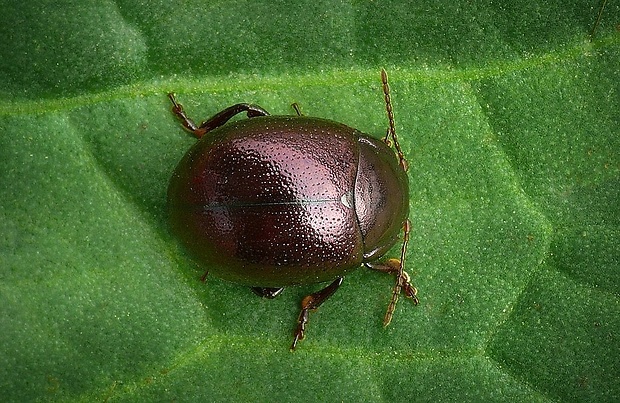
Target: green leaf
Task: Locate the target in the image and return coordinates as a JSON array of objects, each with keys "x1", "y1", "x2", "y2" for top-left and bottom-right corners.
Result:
[{"x1": 1, "y1": 1, "x2": 618, "y2": 401}]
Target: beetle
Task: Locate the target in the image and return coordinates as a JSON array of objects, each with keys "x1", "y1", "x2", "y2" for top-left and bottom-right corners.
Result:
[{"x1": 167, "y1": 69, "x2": 418, "y2": 350}]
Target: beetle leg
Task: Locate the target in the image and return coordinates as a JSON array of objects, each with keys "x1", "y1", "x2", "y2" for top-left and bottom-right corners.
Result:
[
  {"x1": 291, "y1": 277, "x2": 343, "y2": 351},
  {"x1": 251, "y1": 287, "x2": 284, "y2": 299},
  {"x1": 167, "y1": 93, "x2": 270, "y2": 139},
  {"x1": 197, "y1": 103, "x2": 270, "y2": 135},
  {"x1": 168, "y1": 93, "x2": 204, "y2": 136},
  {"x1": 291, "y1": 103, "x2": 303, "y2": 116}
]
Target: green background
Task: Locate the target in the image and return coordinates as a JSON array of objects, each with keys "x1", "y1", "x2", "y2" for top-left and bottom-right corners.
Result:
[{"x1": 1, "y1": 1, "x2": 618, "y2": 401}]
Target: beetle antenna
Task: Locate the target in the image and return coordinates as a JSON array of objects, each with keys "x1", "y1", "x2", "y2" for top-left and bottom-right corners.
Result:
[
  {"x1": 383, "y1": 220, "x2": 418, "y2": 326},
  {"x1": 380, "y1": 69, "x2": 396, "y2": 145},
  {"x1": 381, "y1": 69, "x2": 408, "y2": 171},
  {"x1": 589, "y1": 0, "x2": 608, "y2": 41}
]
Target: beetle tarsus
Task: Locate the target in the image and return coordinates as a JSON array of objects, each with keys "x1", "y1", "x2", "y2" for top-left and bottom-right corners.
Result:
[
  {"x1": 291, "y1": 307, "x2": 310, "y2": 351},
  {"x1": 402, "y1": 272, "x2": 419, "y2": 305},
  {"x1": 167, "y1": 93, "x2": 207, "y2": 138},
  {"x1": 290, "y1": 278, "x2": 343, "y2": 351}
]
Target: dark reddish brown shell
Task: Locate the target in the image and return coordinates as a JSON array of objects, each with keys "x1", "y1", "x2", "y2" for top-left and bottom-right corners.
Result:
[{"x1": 168, "y1": 115, "x2": 408, "y2": 287}]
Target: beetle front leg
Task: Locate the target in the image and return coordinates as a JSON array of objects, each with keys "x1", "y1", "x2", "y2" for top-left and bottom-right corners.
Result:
[
  {"x1": 168, "y1": 93, "x2": 270, "y2": 139},
  {"x1": 291, "y1": 277, "x2": 343, "y2": 351}
]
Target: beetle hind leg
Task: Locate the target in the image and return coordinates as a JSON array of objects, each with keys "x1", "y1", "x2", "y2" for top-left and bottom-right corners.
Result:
[{"x1": 291, "y1": 277, "x2": 343, "y2": 351}]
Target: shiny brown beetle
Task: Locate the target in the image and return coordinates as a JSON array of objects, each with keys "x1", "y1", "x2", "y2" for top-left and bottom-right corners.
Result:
[{"x1": 167, "y1": 70, "x2": 418, "y2": 350}]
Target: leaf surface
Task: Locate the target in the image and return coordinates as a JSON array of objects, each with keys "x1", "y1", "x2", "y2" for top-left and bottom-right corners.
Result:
[{"x1": 1, "y1": 1, "x2": 618, "y2": 401}]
